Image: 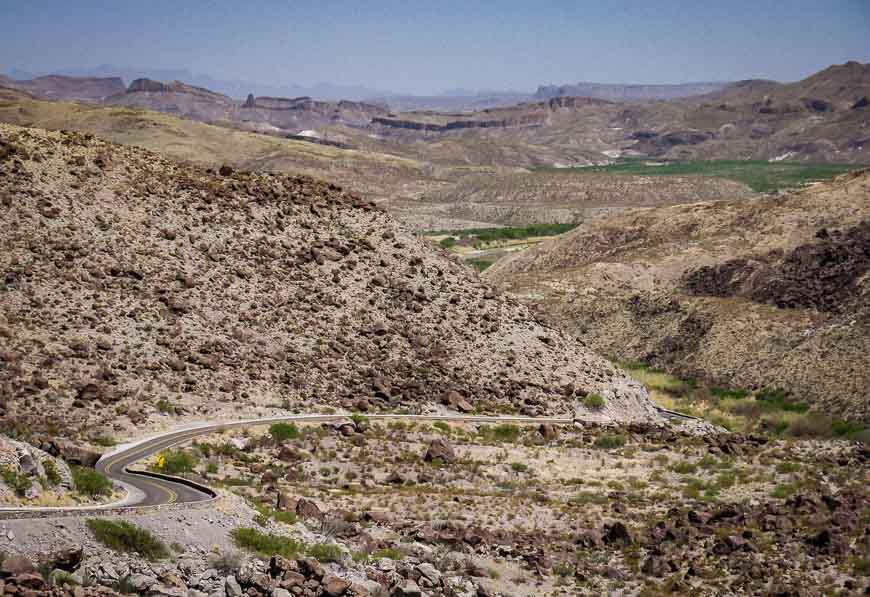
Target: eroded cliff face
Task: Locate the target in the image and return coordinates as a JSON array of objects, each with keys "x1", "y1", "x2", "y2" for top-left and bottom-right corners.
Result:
[{"x1": 371, "y1": 96, "x2": 612, "y2": 133}]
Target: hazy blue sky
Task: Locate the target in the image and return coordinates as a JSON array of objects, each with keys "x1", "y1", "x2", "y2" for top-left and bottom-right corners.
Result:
[{"x1": 3, "y1": 0, "x2": 869, "y2": 94}]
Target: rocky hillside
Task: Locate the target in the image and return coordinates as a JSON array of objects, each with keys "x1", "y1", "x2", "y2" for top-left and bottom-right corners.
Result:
[
  {"x1": 487, "y1": 170, "x2": 870, "y2": 420},
  {"x1": 0, "y1": 123, "x2": 658, "y2": 443}
]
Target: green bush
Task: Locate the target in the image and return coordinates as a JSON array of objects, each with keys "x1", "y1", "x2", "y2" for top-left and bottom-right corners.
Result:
[
  {"x1": 42, "y1": 459, "x2": 62, "y2": 486},
  {"x1": 269, "y1": 423, "x2": 301, "y2": 443},
  {"x1": 670, "y1": 461, "x2": 698, "y2": 475},
  {"x1": 710, "y1": 388, "x2": 749, "y2": 400},
  {"x1": 491, "y1": 424, "x2": 521, "y2": 442},
  {"x1": 72, "y1": 467, "x2": 112, "y2": 498},
  {"x1": 86, "y1": 519, "x2": 169, "y2": 560},
  {"x1": 231, "y1": 528, "x2": 303, "y2": 559},
  {"x1": 776, "y1": 462, "x2": 800, "y2": 474},
  {"x1": 371, "y1": 547, "x2": 403, "y2": 560},
  {"x1": 439, "y1": 236, "x2": 457, "y2": 248},
  {"x1": 583, "y1": 394, "x2": 606, "y2": 409},
  {"x1": 756, "y1": 388, "x2": 808, "y2": 413},
  {"x1": 510, "y1": 462, "x2": 529, "y2": 473},
  {"x1": 307, "y1": 543, "x2": 342, "y2": 563},
  {"x1": 157, "y1": 450, "x2": 198, "y2": 474},
  {"x1": 0, "y1": 466, "x2": 32, "y2": 496},
  {"x1": 593, "y1": 434, "x2": 625, "y2": 449}
]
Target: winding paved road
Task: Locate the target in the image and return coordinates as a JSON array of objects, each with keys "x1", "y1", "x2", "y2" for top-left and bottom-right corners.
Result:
[{"x1": 1, "y1": 409, "x2": 693, "y2": 516}]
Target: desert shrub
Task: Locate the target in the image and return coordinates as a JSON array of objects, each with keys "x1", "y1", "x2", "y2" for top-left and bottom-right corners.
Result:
[
  {"x1": 206, "y1": 462, "x2": 218, "y2": 474},
  {"x1": 553, "y1": 562, "x2": 575, "y2": 577},
  {"x1": 439, "y1": 236, "x2": 457, "y2": 248},
  {"x1": 480, "y1": 424, "x2": 521, "y2": 442},
  {"x1": 756, "y1": 388, "x2": 808, "y2": 413},
  {"x1": 760, "y1": 415, "x2": 791, "y2": 436},
  {"x1": 711, "y1": 388, "x2": 749, "y2": 400},
  {"x1": 273, "y1": 511, "x2": 298, "y2": 525},
  {"x1": 372, "y1": 547, "x2": 403, "y2": 560},
  {"x1": 72, "y1": 466, "x2": 112, "y2": 498},
  {"x1": 156, "y1": 399, "x2": 174, "y2": 414},
  {"x1": 307, "y1": 543, "x2": 343, "y2": 563},
  {"x1": 776, "y1": 462, "x2": 800, "y2": 474},
  {"x1": 156, "y1": 450, "x2": 198, "y2": 474},
  {"x1": 831, "y1": 419, "x2": 865, "y2": 437},
  {"x1": 855, "y1": 557, "x2": 870, "y2": 576},
  {"x1": 510, "y1": 462, "x2": 529, "y2": 473},
  {"x1": 571, "y1": 491, "x2": 608, "y2": 505},
  {"x1": 786, "y1": 414, "x2": 833, "y2": 437},
  {"x1": 270, "y1": 423, "x2": 300, "y2": 442},
  {"x1": 771, "y1": 483, "x2": 799, "y2": 499},
  {"x1": 86, "y1": 519, "x2": 169, "y2": 560},
  {"x1": 42, "y1": 459, "x2": 62, "y2": 486},
  {"x1": 583, "y1": 394, "x2": 606, "y2": 409},
  {"x1": 231, "y1": 528, "x2": 303, "y2": 559},
  {"x1": 593, "y1": 434, "x2": 625, "y2": 449},
  {"x1": 670, "y1": 461, "x2": 698, "y2": 475},
  {"x1": 433, "y1": 421, "x2": 450, "y2": 433},
  {"x1": 0, "y1": 466, "x2": 32, "y2": 496}
]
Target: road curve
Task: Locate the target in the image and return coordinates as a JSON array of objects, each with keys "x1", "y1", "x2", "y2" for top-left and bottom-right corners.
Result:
[{"x1": 0, "y1": 409, "x2": 691, "y2": 516}]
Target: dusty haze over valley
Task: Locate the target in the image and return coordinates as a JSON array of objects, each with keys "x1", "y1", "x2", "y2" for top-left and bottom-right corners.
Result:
[{"x1": 0, "y1": 2, "x2": 868, "y2": 596}]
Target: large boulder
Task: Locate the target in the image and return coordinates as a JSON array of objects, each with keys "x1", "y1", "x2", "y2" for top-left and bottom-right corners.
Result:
[{"x1": 424, "y1": 438, "x2": 456, "y2": 463}]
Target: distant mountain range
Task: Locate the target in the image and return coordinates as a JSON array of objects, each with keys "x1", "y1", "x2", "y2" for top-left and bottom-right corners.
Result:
[
  {"x1": 3, "y1": 65, "x2": 390, "y2": 101},
  {"x1": 5, "y1": 65, "x2": 741, "y2": 105},
  {"x1": 535, "y1": 81, "x2": 731, "y2": 101}
]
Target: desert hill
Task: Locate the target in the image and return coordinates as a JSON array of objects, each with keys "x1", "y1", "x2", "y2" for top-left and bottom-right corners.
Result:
[
  {"x1": 0, "y1": 74, "x2": 125, "y2": 102},
  {"x1": 487, "y1": 170, "x2": 870, "y2": 420},
  {"x1": 0, "y1": 123, "x2": 658, "y2": 444}
]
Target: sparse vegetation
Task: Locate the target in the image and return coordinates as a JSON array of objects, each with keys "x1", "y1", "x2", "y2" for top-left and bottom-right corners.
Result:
[
  {"x1": 86, "y1": 519, "x2": 169, "y2": 560},
  {"x1": 269, "y1": 423, "x2": 301, "y2": 443},
  {"x1": 535, "y1": 159, "x2": 859, "y2": 193},
  {"x1": 583, "y1": 394, "x2": 606, "y2": 409},
  {"x1": 72, "y1": 466, "x2": 112, "y2": 498},
  {"x1": 0, "y1": 466, "x2": 32, "y2": 496},
  {"x1": 155, "y1": 450, "x2": 198, "y2": 474},
  {"x1": 231, "y1": 528, "x2": 303, "y2": 559},
  {"x1": 593, "y1": 434, "x2": 626, "y2": 449}
]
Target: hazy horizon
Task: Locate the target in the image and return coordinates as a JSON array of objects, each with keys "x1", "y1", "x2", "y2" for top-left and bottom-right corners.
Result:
[{"x1": 3, "y1": 0, "x2": 869, "y2": 96}]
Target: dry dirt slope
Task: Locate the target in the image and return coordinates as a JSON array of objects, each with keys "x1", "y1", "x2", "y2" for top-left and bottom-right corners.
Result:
[
  {"x1": 487, "y1": 171, "x2": 870, "y2": 420},
  {"x1": 0, "y1": 123, "x2": 657, "y2": 442}
]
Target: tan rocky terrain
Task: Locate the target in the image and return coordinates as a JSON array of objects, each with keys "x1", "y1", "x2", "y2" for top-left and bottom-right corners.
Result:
[
  {"x1": 0, "y1": 123, "x2": 658, "y2": 448},
  {"x1": 2, "y1": 418, "x2": 867, "y2": 596},
  {"x1": 487, "y1": 170, "x2": 870, "y2": 420}
]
